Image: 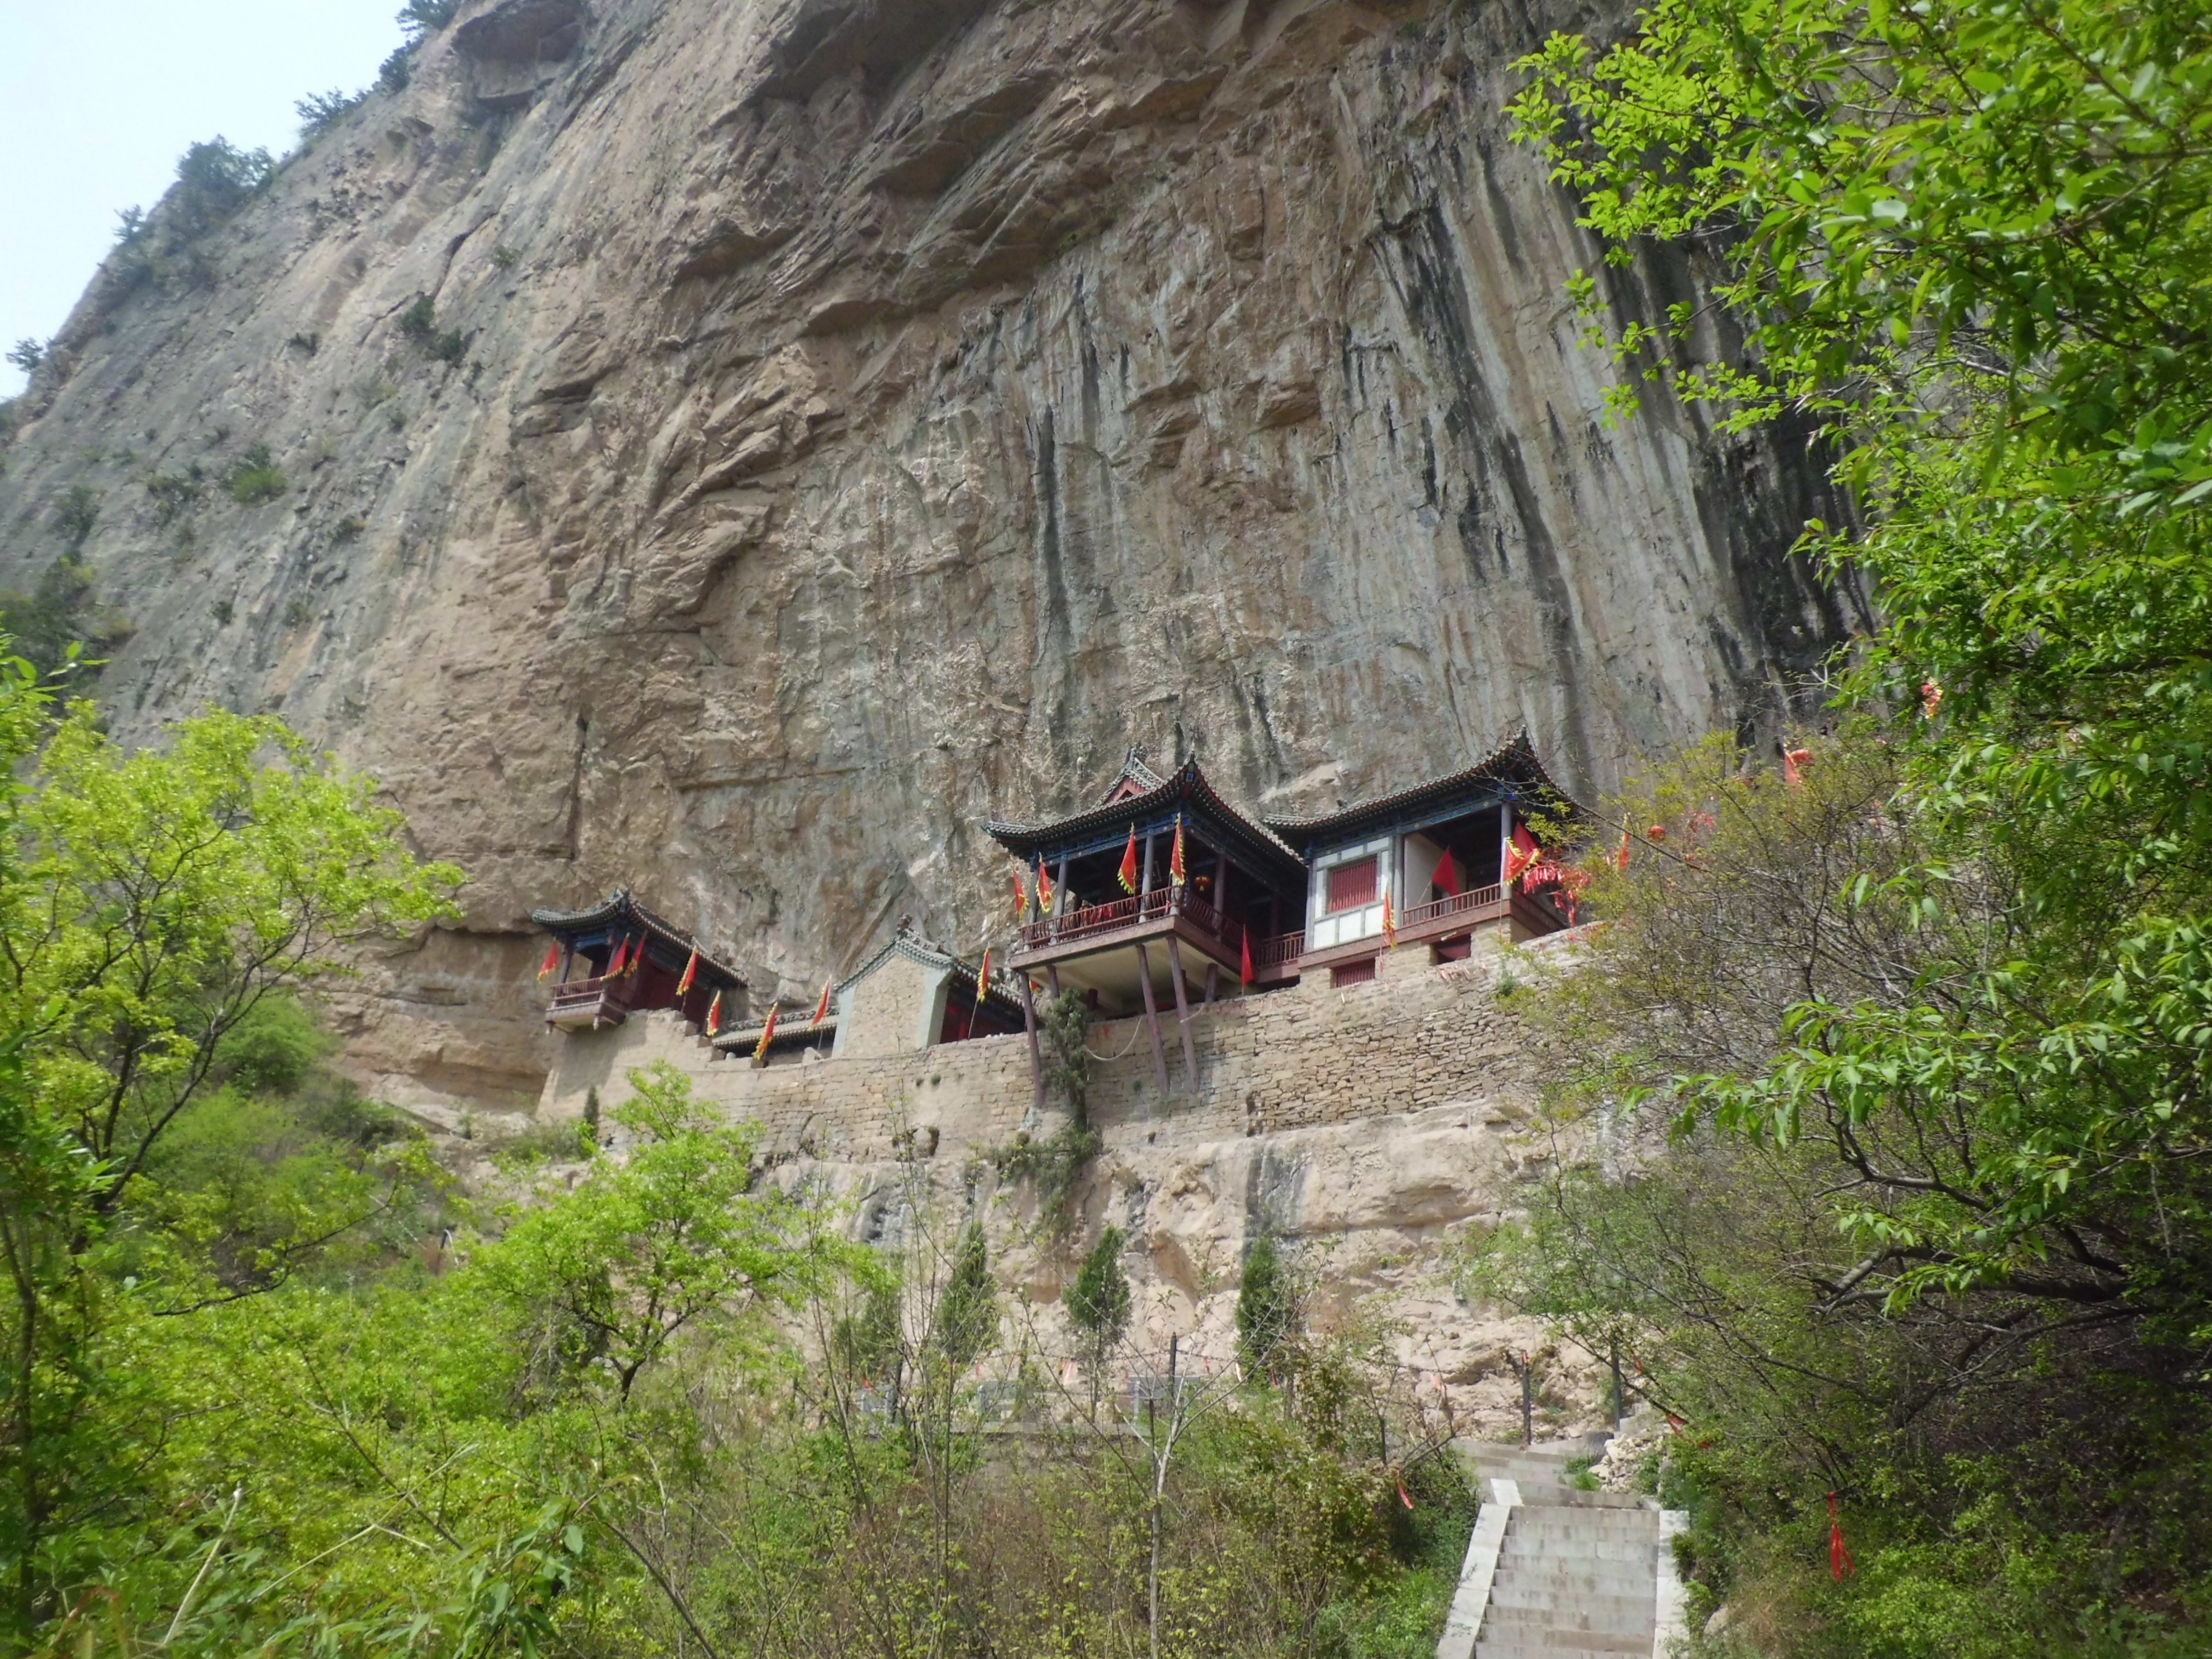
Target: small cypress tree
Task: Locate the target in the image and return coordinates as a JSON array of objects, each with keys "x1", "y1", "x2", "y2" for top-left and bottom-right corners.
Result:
[
  {"x1": 832, "y1": 1285, "x2": 903, "y2": 1386},
  {"x1": 933, "y1": 1224, "x2": 997, "y2": 1371},
  {"x1": 1067, "y1": 1225, "x2": 1131, "y2": 1355},
  {"x1": 1236, "y1": 1233, "x2": 1296, "y2": 1377}
]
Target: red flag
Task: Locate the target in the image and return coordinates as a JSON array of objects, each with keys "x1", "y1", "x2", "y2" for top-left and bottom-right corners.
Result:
[
  {"x1": 976, "y1": 948, "x2": 992, "y2": 997},
  {"x1": 1012, "y1": 866, "x2": 1028, "y2": 919},
  {"x1": 813, "y1": 980, "x2": 833, "y2": 1024},
  {"x1": 606, "y1": 937, "x2": 628, "y2": 978},
  {"x1": 537, "y1": 942, "x2": 560, "y2": 982},
  {"x1": 1615, "y1": 828, "x2": 1632, "y2": 874},
  {"x1": 1784, "y1": 746, "x2": 1812, "y2": 787},
  {"x1": 705, "y1": 990, "x2": 722, "y2": 1034},
  {"x1": 1505, "y1": 825, "x2": 1541, "y2": 886},
  {"x1": 752, "y1": 1005, "x2": 779, "y2": 1064},
  {"x1": 1433, "y1": 849, "x2": 1461, "y2": 897},
  {"x1": 1118, "y1": 826, "x2": 1140, "y2": 894},
  {"x1": 1037, "y1": 862, "x2": 1055, "y2": 911},
  {"x1": 1828, "y1": 1492, "x2": 1857, "y2": 1581},
  {"x1": 1241, "y1": 928, "x2": 1254, "y2": 985},
  {"x1": 1382, "y1": 895, "x2": 1397, "y2": 947},
  {"x1": 677, "y1": 945, "x2": 699, "y2": 997},
  {"x1": 1170, "y1": 820, "x2": 1186, "y2": 885},
  {"x1": 626, "y1": 936, "x2": 644, "y2": 977}
]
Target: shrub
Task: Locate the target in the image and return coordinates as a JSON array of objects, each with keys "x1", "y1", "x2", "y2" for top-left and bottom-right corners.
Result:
[
  {"x1": 53, "y1": 484, "x2": 99, "y2": 550},
  {"x1": 397, "y1": 0, "x2": 459, "y2": 39},
  {"x1": 332, "y1": 514, "x2": 366, "y2": 544},
  {"x1": 492, "y1": 244, "x2": 520, "y2": 269},
  {"x1": 7, "y1": 338, "x2": 44, "y2": 375},
  {"x1": 295, "y1": 89, "x2": 363, "y2": 143},
  {"x1": 209, "y1": 599, "x2": 234, "y2": 626},
  {"x1": 172, "y1": 138, "x2": 273, "y2": 236},
  {"x1": 144, "y1": 468, "x2": 205, "y2": 526},
  {"x1": 223, "y1": 444, "x2": 287, "y2": 504},
  {"x1": 0, "y1": 554, "x2": 130, "y2": 677},
  {"x1": 1238, "y1": 1233, "x2": 1298, "y2": 1376},
  {"x1": 217, "y1": 996, "x2": 332, "y2": 1096},
  {"x1": 377, "y1": 45, "x2": 414, "y2": 92},
  {"x1": 398, "y1": 295, "x2": 467, "y2": 366}
]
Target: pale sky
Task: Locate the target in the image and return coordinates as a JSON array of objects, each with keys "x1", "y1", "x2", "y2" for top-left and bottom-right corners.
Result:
[{"x1": 1, "y1": 0, "x2": 407, "y2": 398}]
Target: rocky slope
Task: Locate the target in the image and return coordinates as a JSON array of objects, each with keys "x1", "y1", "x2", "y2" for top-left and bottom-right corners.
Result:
[{"x1": 0, "y1": 0, "x2": 1861, "y2": 1117}]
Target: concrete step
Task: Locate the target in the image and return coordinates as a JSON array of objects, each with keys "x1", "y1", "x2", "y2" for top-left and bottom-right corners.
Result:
[
  {"x1": 1504, "y1": 1530, "x2": 1663, "y2": 1557},
  {"x1": 1481, "y1": 1603, "x2": 1654, "y2": 1637},
  {"x1": 1489, "y1": 1587, "x2": 1653, "y2": 1615},
  {"x1": 1475, "y1": 1629, "x2": 1651, "y2": 1655},
  {"x1": 1500, "y1": 1538, "x2": 1657, "y2": 1560}
]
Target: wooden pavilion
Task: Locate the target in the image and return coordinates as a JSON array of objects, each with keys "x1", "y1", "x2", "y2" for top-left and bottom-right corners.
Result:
[
  {"x1": 987, "y1": 748, "x2": 1307, "y2": 1096},
  {"x1": 531, "y1": 888, "x2": 746, "y2": 1032},
  {"x1": 1262, "y1": 731, "x2": 1583, "y2": 985}
]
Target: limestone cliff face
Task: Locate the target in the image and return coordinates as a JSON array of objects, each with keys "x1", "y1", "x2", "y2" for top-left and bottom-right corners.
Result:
[{"x1": 0, "y1": 0, "x2": 1860, "y2": 1114}]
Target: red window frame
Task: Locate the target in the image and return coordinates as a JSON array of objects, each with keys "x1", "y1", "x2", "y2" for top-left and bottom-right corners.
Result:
[{"x1": 1324, "y1": 856, "x2": 1378, "y2": 914}]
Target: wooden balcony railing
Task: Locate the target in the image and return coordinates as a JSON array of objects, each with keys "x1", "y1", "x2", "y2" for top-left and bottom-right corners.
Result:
[
  {"x1": 546, "y1": 974, "x2": 630, "y2": 1025},
  {"x1": 1248, "y1": 930, "x2": 1305, "y2": 970},
  {"x1": 1017, "y1": 884, "x2": 1270, "y2": 959},
  {"x1": 1394, "y1": 883, "x2": 1507, "y2": 932}
]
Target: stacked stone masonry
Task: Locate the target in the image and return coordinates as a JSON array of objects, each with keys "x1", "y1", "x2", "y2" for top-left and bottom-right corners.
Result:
[{"x1": 537, "y1": 933, "x2": 1596, "y2": 1441}]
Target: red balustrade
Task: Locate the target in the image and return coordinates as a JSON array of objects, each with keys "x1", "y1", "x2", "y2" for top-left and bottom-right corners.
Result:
[
  {"x1": 1395, "y1": 883, "x2": 1506, "y2": 931},
  {"x1": 1017, "y1": 883, "x2": 1264, "y2": 959}
]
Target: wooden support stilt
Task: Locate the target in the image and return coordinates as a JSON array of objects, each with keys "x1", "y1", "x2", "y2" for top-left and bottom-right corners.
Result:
[
  {"x1": 1134, "y1": 941, "x2": 1170, "y2": 1096},
  {"x1": 1204, "y1": 961, "x2": 1220, "y2": 1004},
  {"x1": 1166, "y1": 934, "x2": 1198, "y2": 1091},
  {"x1": 1020, "y1": 973, "x2": 1045, "y2": 1110},
  {"x1": 1047, "y1": 964, "x2": 1062, "y2": 997}
]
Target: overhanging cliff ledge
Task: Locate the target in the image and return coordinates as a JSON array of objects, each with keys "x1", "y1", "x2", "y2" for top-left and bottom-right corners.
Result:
[{"x1": 0, "y1": 0, "x2": 1865, "y2": 1118}]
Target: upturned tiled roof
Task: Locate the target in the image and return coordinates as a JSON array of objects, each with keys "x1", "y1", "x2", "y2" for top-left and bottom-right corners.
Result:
[
  {"x1": 529, "y1": 888, "x2": 745, "y2": 989},
  {"x1": 1261, "y1": 731, "x2": 1586, "y2": 848},
  {"x1": 987, "y1": 757, "x2": 1304, "y2": 886}
]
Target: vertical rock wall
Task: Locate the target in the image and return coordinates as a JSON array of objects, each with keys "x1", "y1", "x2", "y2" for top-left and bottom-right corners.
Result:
[{"x1": 0, "y1": 0, "x2": 1863, "y2": 1114}]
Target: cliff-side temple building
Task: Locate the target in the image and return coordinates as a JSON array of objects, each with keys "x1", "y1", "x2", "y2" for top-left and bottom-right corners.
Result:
[
  {"x1": 529, "y1": 734, "x2": 1584, "y2": 1096},
  {"x1": 987, "y1": 748, "x2": 1311, "y2": 1095},
  {"x1": 532, "y1": 888, "x2": 748, "y2": 1033},
  {"x1": 1265, "y1": 729, "x2": 1580, "y2": 982},
  {"x1": 520, "y1": 737, "x2": 1595, "y2": 1435}
]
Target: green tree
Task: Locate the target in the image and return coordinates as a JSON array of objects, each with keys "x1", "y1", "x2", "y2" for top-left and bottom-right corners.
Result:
[
  {"x1": 1509, "y1": 0, "x2": 2212, "y2": 1347},
  {"x1": 481, "y1": 1062, "x2": 841, "y2": 1401},
  {"x1": 931, "y1": 1222, "x2": 996, "y2": 1373},
  {"x1": 0, "y1": 675, "x2": 460, "y2": 1639},
  {"x1": 1068, "y1": 1225, "x2": 1131, "y2": 1358},
  {"x1": 1237, "y1": 1233, "x2": 1296, "y2": 1378},
  {"x1": 1492, "y1": 0, "x2": 2212, "y2": 1630}
]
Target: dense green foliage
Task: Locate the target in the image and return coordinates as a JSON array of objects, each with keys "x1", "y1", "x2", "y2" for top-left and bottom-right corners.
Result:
[
  {"x1": 0, "y1": 648, "x2": 1475, "y2": 1656},
  {"x1": 1492, "y1": 0, "x2": 2212, "y2": 1647}
]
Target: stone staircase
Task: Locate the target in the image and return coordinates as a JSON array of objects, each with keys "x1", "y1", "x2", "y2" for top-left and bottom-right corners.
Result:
[{"x1": 1438, "y1": 1433, "x2": 1687, "y2": 1659}]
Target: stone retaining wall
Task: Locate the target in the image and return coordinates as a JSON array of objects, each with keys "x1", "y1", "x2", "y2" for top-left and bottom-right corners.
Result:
[{"x1": 540, "y1": 933, "x2": 1550, "y2": 1164}]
